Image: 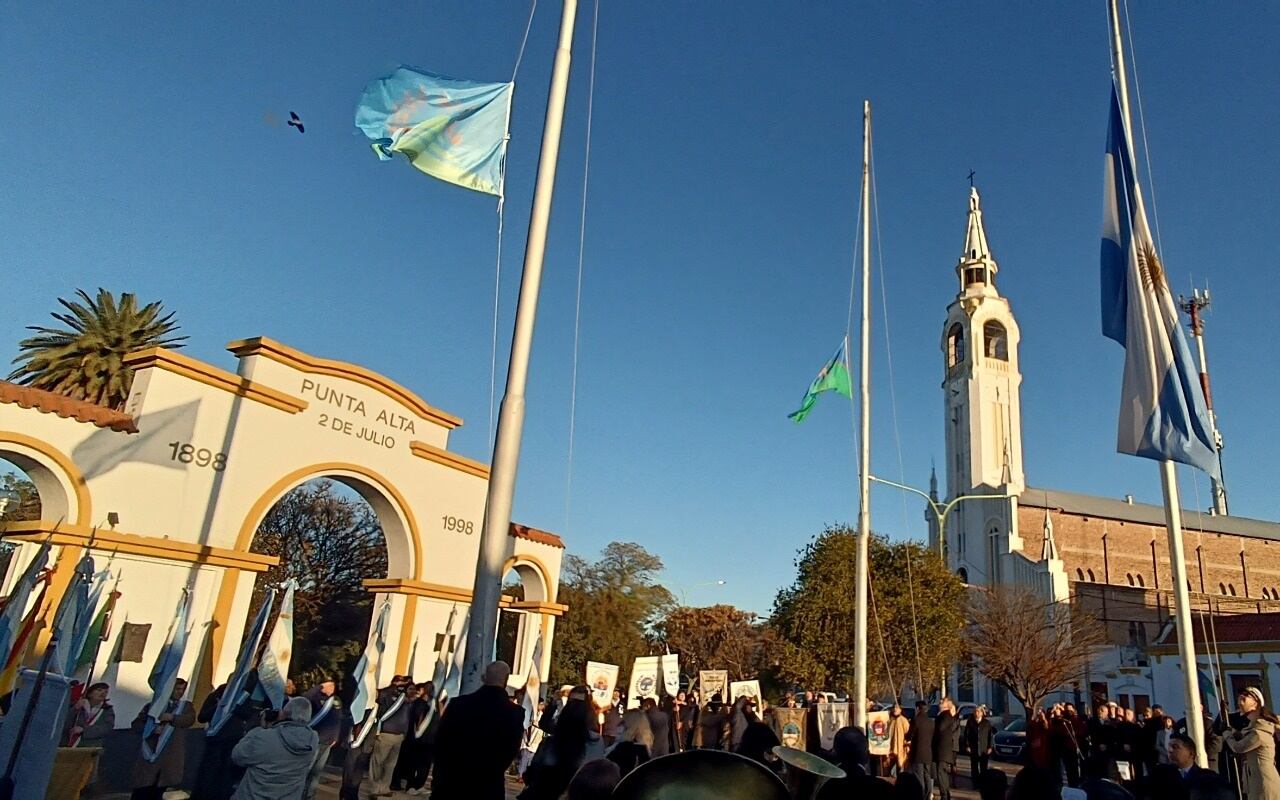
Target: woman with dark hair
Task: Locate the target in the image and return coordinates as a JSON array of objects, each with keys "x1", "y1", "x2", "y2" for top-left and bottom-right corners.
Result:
[
  {"x1": 679, "y1": 691, "x2": 700, "y2": 750},
  {"x1": 519, "y1": 699, "x2": 604, "y2": 800},
  {"x1": 1224, "y1": 687, "x2": 1280, "y2": 800},
  {"x1": 66, "y1": 682, "x2": 115, "y2": 748}
]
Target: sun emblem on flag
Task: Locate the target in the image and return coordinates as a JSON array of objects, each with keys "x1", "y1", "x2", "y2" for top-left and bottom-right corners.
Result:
[{"x1": 1137, "y1": 240, "x2": 1166, "y2": 294}]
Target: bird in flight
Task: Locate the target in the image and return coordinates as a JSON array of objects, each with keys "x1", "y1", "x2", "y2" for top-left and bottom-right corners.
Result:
[{"x1": 287, "y1": 111, "x2": 305, "y2": 134}]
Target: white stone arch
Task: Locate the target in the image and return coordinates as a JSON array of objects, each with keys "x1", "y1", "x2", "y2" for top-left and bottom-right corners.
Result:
[{"x1": 0, "y1": 433, "x2": 90, "y2": 527}]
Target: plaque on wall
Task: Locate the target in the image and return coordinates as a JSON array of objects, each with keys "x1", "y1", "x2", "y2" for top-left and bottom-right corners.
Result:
[{"x1": 114, "y1": 622, "x2": 151, "y2": 663}]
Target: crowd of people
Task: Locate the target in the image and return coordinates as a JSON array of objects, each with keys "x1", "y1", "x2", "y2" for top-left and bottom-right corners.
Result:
[{"x1": 50, "y1": 668, "x2": 1280, "y2": 800}]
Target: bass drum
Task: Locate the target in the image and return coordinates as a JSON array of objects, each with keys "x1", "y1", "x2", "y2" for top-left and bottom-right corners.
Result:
[{"x1": 612, "y1": 749, "x2": 789, "y2": 800}]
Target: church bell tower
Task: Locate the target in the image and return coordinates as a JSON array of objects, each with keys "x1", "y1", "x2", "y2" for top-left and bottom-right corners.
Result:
[{"x1": 939, "y1": 187, "x2": 1025, "y2": 582}]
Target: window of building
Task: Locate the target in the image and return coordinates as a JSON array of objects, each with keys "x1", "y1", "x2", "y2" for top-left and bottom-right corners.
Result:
[
  {"x1": 1126, "y1": 573, "x2": 1134, "y2": 586},
  {"x1": 1229, "y1": 584, "x2": 1237, "y2": 596},
  {"x1": 1128, "y1": 622, "x2": 1148, "y2": 649},
  {"x1": 988, "y1": 524, "x2": 1001, "y2": 585},
  {"x1": 1136, "y1": 574, "x2": 1145, "y2": 587},
  {"x1": 948, "y1": 324, "x2": 966, "y2": 368},
  {"x1": 983, "y1": 321, "x2": 1009, "y2": 361},
  {"x1": 1076, "y1": 568, "x2": 1086, "y2": 581},
  {"x1": 958, "y1": 567, "x2": 969, "y2": 584},
  {"x1": 963, "y1": 266, "x2": 987, "y2": 287},
  {"x1": 1219, "y1": 582, "x2": 1227, "y2": 595},
  {"x1": 1088, "y1": 569, "x2": 1096, "y2": 582}
]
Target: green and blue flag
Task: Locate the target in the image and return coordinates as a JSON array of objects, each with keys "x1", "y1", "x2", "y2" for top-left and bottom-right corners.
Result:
[
  {"x1": 356, "y1": 66, "x2": 514, "y2": 197},
  {"x1": 788, "y1": 339, "x2": 853, "y2": 423}
]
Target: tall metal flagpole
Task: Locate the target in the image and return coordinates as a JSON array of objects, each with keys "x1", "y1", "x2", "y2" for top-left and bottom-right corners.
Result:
[
  {"x1": 1107, "y1": 0, "x2": 1207, "y2": 767},
  {"x1": 853, "y1": 100, "x2": 871, "y2": 731},
  {"x1": 462, "y1": 0, "x2": 580, "y2": 694}
]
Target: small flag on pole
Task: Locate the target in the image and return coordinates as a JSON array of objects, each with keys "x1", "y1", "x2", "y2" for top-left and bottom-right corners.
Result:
[
  {"x1": 788, "y1": 339, "x2": 853, "y2": 423},
  {"x1": 142, "y1": 587, "x2": 192, "y2": 762},
  {"x1": 355, "y1": 66, "x2": 514, "y2": 197},
  {"x1": 350, "y1": 601, "x2": 392, "y2": 747},
  {"x1": 439, "y1": 607, "x2": 471, "y2": 706},
  {"x1": 0, "y1": 582, "x2": 49, "y2": 697},
  {"x1": 207, "y1": 589, "x2": 274, "y2": 737},
  {"x1": 1100, "y1": 87, "x2": 1220, "y2": 479},
  {"x1": 0, "y1": 542, "x2": 50, "y2": 665},
  {"x1": 74, "y1": 578, "x2": 120, "y2": 680},
  {"x1": 257, "y1": 580, "x2": 297, "y2": 710},
  {"x1": 522, "y1": 631, "x2": 543, "y2": 729}
]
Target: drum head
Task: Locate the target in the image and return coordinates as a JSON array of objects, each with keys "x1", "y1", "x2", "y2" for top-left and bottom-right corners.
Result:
[{"x1": 612, "y1": 749, "x2": 789, "y2": 799}]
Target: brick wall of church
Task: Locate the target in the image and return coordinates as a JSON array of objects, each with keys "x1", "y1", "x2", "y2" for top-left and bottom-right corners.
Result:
[{"x1": 1014, "y1": 506, "x2": 1280, "y2": 649}]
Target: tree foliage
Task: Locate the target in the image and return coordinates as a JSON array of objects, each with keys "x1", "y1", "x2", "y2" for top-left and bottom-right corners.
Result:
[
  {"x1": 0, "y1": 471, "x2": 41, "y2": 523},
  {"x1": 964, "y1": 585, "x2": 1107, "y2": 715},
  {"x1": 548, "y1": 542, "x2": 674, "y2": 689},
  {"x1": 771, "y1": 526, "x2": 966, "y2": 700},
  {"x1": 248, "y1": 480, "x2": 388, "y2": 688},
  {"x1": 655, "y1": 604, "x2": 777, "y2": 682},
  {"x1": 9, "y1": 288, "x2": 187, "y2": 409}
]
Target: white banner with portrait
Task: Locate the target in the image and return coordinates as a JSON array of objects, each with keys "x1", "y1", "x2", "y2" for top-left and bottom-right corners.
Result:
[
  {"x1": 867, "y1": 709, "x2": 891, "y2": 755},
  {"x1": 729, "y1": 679, "x2": 762, "y2": 709},
  {"x1": 627, "y1": 656, "x2": 661, "y2": 709},
  {"x1": 585, "y1": 661, "x2": 619, "y2": 710},
  {"x1": 698, "y1": 670, "x2": 728, "y2": 703},
  {"x1": 659, "y1": 654, "x2": 680, "y2": 697},
  {"x1": 816, "y1": 702, "x2": 851, "y2": 751}
]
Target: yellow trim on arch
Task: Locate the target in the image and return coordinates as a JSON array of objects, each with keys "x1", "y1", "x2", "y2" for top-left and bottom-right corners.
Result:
[
  {"x1": 227, "y1": 337, "x2": 462, "y2": 430},
  {"x1": 409, "y1": 440, "x2": 489, "y2": 479},
  {"x1": 1, "y1": 521, "x2": 279, "y2": 572},
  {"x1": 0, "y1": 431, "x2": 93, "y2": 526},
  {"x1": 123, "y1": 347, "x2": 307, "y2": 414},
  {"x1": 501, "y1": 554, "x2": 557, "y2": 602}
]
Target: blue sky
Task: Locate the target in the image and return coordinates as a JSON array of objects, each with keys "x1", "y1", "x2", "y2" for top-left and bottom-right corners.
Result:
[{"x1": 2, "y1": 3, "x2": 1277, "y2": 615}]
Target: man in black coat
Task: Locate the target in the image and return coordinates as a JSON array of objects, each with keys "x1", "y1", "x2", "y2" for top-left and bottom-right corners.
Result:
[
  {"x1": 1147, "y1": 732, "x2": 1233, "y2": 800},
  {"x1": 431, "y1": 661, "x2": 524, "y2": 800},
  {"x1": 964, "y1": 706, "x2": 995, "y2": 785},
  {"x1": 643, "y1": 697, "x2": 672, "y2": 758},
  {"x1": 907, "y1": 701, "x2": 936, "y2": 798},
  {"x1": 933, "y1": 699, "x2": 960, "y2": 800},
  {"x1": 303, "y1": 677, "x2": 343, "y2": 800}
]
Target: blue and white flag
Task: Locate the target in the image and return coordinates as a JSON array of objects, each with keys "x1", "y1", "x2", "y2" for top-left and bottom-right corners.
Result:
[
  {"x1": 142, "y1": 587, "x2": 192, "y2": 762},
  {"x1": 1100, "y1": 87, "x2": 1220, "y2": 478},
  {"x1": 52, "y1": 553, "x2": 109, "y2": 675},
  {"x1": 0, "y1": 542, "x2": 50, "y2": 666},
  {"x1": 350, "y1": 600, "x2": 392, "y2": 746},
  {"x1": 207, "y1": 589, "x2": 274, "y2": 737},
  {"x1": 439, "y1": 607, "x2": 471, "y2": 706},
  {"x1": 356, "y1": 66, "x2": 514, "y2": 197},
  {"x1": 257, "y1": 580, "x2": 296, "y2": 710}
]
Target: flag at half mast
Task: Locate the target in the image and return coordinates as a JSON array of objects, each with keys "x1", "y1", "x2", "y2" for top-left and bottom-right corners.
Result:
[
  {"x1": 1100, "y1": 87, "x2": 1220, "y2": 479},
  {"x1": 356, "y1": 66, "x2": 514, "y2": 197},
  {"x1": 788, "y1": 339, "x2": 853, "y2": 423}
]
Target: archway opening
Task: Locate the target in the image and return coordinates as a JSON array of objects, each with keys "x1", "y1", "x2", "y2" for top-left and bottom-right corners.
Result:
[
  {"x1": 0, "y1": 456, "x2": 44, "y2": 579},
  {"x1": 496, "y1": 561, "x2": 549, "y2": 677},
  {"x1": 247, "y1": 478, "x2": 389, "y2": 689}
]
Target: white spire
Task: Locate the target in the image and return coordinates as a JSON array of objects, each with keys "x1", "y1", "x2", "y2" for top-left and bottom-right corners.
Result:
[
  {"x1": 1041, "y1": 508, "x2": 1059, "y2": 561},
  {"x1": 956, "y1": 186, "x2": 999, "y2": 293}
]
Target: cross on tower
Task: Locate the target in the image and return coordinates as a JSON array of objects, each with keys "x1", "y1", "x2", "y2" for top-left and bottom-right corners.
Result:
[{"x1": 967, "y1": 170, "x2": 976, "y2": 188}]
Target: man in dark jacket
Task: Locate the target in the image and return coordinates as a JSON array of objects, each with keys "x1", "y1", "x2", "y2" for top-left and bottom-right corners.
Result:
[
  {"x1": 431, "y1": 661, "x2": 524, "y2": 800},
  {"x1": 231, "y1": 696, "x2": 319, "y2": 799},
  {"x1": 368, "y1": 675, "x2": 411, "y2": 796},
  {"x1": 644, "y1": 697, "x2": 672, "y2": 758},
  {"x1": 965, "y1": 706, "x2": 995, "y2": 785},
  {"x1": 908, "y1": 701, "x2": 936, "y2": 798},
  {"x1": 933, "y1": 699, "x2": 960, "y2": 800},
  {"x1": 302, "y1": 677, "x2": 342, "y2": 800}
]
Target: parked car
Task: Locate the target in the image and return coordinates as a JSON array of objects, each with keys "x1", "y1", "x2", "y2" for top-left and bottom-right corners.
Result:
[{"x1": 992, "y1": 717, "x2": 1028, "y2": 762}]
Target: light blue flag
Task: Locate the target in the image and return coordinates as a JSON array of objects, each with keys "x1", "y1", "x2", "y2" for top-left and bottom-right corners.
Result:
[
  {"x1": 1100, "y1": 87, "x2": 1220, "y2": 479},
  {"x1": 257, "y1": 580, "x2": 296, "y2": 710},
  {"x1": 142, "y1": 587, "x2": 192, "y2": 762},
  {"x1": 355, "y1": 66, "x2": 514, "y2": 197},
  {"x1": 207, "y1": 589, "x2": 274, "y2": 737},
  {"x1": 350, "y1": 600, "x2": 392, "y2": 744},
  {"x1": 439, "y1": 608, "x2": 470, "y2": 705},
  {"x1": 0, "y1": 542, "x2": 50, "y2": 667}
]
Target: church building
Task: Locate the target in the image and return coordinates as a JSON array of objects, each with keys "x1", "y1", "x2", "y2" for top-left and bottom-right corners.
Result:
[{"x1": 934, "y1": 187, "x2": 1280, "y2": 716}]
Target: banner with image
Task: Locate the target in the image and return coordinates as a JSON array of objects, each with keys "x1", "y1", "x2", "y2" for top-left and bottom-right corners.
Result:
[
  {"x1": 729, "y1": 679, "x2": 762, "y2": 710},
  {"x1": 627, "y1": 656, "x2": 661, "y2": 709},
  {"x1": 698, "y1": 670, "x2": 728, "y2": 703},
  {"x1": 867, "y1": 709, "x2": 891, "y2": 755},
  {"x1": 585, "y1": 661, "x2": 619, "y2": 709},
  {"x1": 659, "y1": 654, "x2": 680, "y2": 697},
  {"x1": 773, "y1": 707, "x2": 807, "y2": 750},
  {"x1": 816, "y1": 702, "x2": 851, "y2": 751}
]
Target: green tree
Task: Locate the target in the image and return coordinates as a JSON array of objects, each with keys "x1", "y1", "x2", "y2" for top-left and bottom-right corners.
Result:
[
  {"x1": 771, "y1": 526, "x2": 966, "y2": 700},
  {"x1": 248, "y1": 480, "x2": 389, "y2": 688},
  {"x1": 655, "y1": 604, "x2": 777, "y2": 682},
  {"x1": 9, "y1": 288, "x2": 186, "y2": 409},
  {"x1": 0, "y1": 471, "x2": 41, "y2": 522},
  {"x1": 548, "y1": 542, "x2": 674, "y2": 689}
]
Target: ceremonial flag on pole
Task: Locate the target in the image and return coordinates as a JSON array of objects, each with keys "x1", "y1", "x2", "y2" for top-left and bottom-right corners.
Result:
[
  {"x1": 1100, "y1": 87, "x2": 1220, "y2": 478},
  {"x1": 521, "y1": 631, "x2": 543, "y2": 729},
  {"x1": 51, "y1": 552, "x2": 101, "y2": 675},
  {"x1": 75, "y1": 577, "x2": 121, "y2": 680},
  {"x1": 438, "y1": 607, "x2": 471, "y2": 706},
  {"x1": 142, "y1": 587, "x2": 192, "y2": 762},
  {"x1": 207, "y1": 589, "x2": 274, "y2": 737},
  {"x1": 350, "y1": 601, "x2": 391, "y2": 747},
  {"x1": 0, "y1": 582, "x2": 49, "y2": 696},
  {"x1": 257, "y1": 580, "x2": 297, "y2": 710},
  {"x1": 788, "y1": 339, "x2": 853, "y2": 423},
  {"x1": 416, "y1": 605, "x2": 458, "y2": 734},
  {"x1": 0, "y1": 542, "x2": 50, "y2": 665},
  {"x1": 355, "y1": 66, "x2": 514, "y2": 197}
]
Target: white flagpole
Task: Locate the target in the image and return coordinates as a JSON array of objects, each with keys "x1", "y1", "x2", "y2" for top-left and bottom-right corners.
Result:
[
  {"x1": 1108, "y1": 0, "x2": 1207, "y2": 767},
  {"x1": 853, "y1": 100, "x2": 871, "y2": 731},
  {"x1": 462, "y1": 0, "x2": 580, "y2": 694}
]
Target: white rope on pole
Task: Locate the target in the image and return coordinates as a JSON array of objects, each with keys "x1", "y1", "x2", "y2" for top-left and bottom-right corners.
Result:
[
  {"x1": 564, "y1": 0, "x2": 599, "y2": 537},
  {"x1": 1122, "y1": 0, "x2": 1166, "y2": 258}
]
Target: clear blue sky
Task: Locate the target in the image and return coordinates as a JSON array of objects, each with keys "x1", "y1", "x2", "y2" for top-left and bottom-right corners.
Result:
[{"x1": 3, "y1": 3, "x2": 1277, "y2": 615}]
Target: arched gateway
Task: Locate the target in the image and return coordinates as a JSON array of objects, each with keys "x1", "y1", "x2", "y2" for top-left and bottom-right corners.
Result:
[{"x1": 0, "y1": 336, "x2": 565, "y2": 725}]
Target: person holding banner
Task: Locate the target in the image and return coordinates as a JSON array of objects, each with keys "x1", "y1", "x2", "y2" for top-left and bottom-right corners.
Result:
[
  {"x1": 302, "y1": 677, "x2": 342, "y2": 800},
  {"x1": 130, "y1": 678, "x2": 195, "y2": 800},
  {"x1": 368, "y1": 675, "x2": 411, "y2": 796}
]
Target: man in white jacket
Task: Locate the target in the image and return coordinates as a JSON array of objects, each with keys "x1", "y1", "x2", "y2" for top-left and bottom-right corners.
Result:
[{"x1": 232, "y1": 696, "x2": 320, "y2": 799}]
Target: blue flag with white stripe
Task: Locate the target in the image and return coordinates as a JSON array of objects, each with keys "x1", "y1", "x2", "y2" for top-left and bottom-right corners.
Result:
[
  {"x1": 355, "y1": 66, "x2": 514, "y2": 197},
  {"x1": 1100, "y1": 86, "x2": 1220, "y2": 479}
]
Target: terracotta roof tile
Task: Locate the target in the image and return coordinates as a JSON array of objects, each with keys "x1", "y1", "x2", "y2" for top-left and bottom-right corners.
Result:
[
  {"x1": 0, "y1": 381, "x2": 137, "y2": 433},
  {"x1": 509, "y1": 523, "x2": 565, "y2": 550}
]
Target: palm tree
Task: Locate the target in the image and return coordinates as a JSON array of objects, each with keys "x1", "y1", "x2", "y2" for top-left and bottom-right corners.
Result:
[{"x1": 8, "y1": 288, "x2": 187, "y2": 409}]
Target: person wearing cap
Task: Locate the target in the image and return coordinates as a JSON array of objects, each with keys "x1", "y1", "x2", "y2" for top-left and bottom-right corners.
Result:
[{"x1": 1224, "y1": 687, "x2": 1280, "y2": 800}]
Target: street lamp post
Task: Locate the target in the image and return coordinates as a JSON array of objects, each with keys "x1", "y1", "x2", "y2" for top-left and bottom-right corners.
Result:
[
  {"x1": 671, "y1": 579, "x2": 726, "y2": 608},
  {"x1": 869, "y1": 475, "x2": 1010, "y2": 700}
]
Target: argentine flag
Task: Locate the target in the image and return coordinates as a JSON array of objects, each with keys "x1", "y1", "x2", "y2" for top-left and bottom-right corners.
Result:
[{"x1": 1101, "y1": 87, "x2": 1220, "y2": 479}]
